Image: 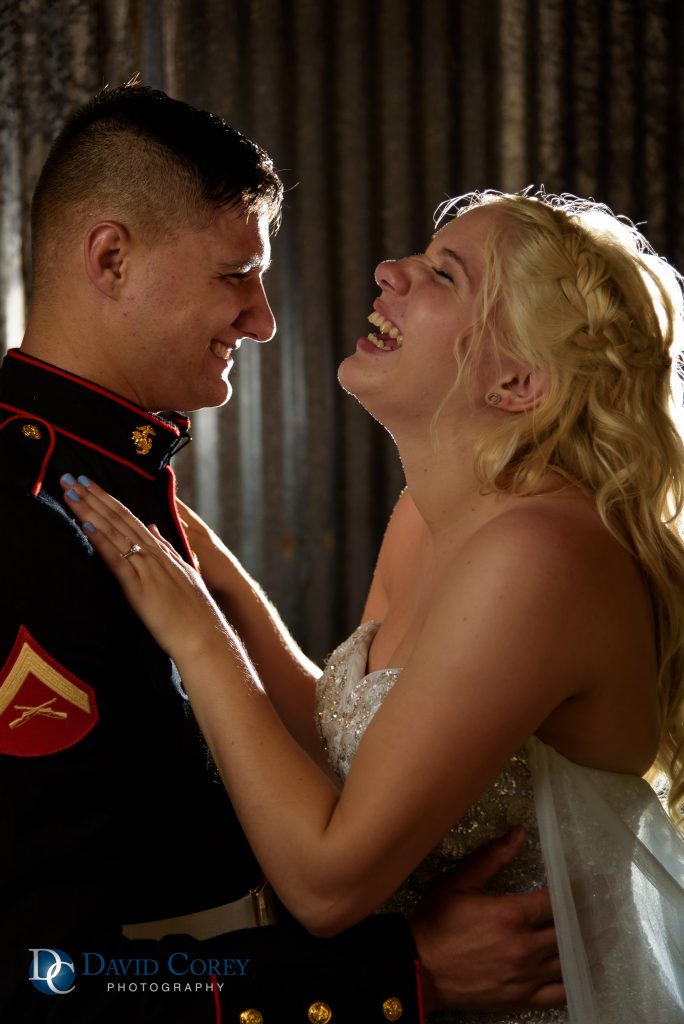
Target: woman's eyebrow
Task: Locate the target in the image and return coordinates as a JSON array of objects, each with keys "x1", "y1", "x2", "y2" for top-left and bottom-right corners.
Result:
[{"x1": 437, "y1": 246, "x2": 471, "y2": 285}]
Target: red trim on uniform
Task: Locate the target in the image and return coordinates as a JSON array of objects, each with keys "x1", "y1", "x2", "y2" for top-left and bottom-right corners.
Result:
[
  {"x1": 0, "y1": 626, "x2": 99, "y2": 757},
  {"x1": 211, "y1": 973, "x2": 222, "y2": 1023},
  {"x1": 0, "y1": 401, "x2": 157, "y2": 480},
  {"x1": 165, "y1": 467, "x2": 198, "y2": 566},
  {"x1": 415, "y1": 959, "x2": 426, "y2": 1023},
  {"x1": 6, "y1": 350, "x2": 180, "y2": 435},
  {"x1": 53, "y1": 423, "x2": 158, "y2": 479},
  {"x1": 0, "y1": 411, "x2": 57, "y2": 496},
  {"x1": 31, "y1": 421, "x2": 56, "y2": 496},
  {"x1": 0, "y1": 401, "x2": 48, "y2": 420}
]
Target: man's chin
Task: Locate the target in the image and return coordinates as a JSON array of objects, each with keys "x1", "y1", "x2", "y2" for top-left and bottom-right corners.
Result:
[{"x1": 179, "y1": 380, "x2": 233, "y2": 413}]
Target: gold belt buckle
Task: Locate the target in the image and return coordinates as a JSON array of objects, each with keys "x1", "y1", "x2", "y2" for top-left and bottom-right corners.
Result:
[{"x1": 249, "y1": 881, "x2": 276, "y2": 926}]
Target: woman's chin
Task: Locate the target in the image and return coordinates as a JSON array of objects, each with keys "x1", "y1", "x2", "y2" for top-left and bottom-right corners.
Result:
[
  {"x1": 336, "y1": 359, "x2": 378, "y2": 409},
  {"x1": 337, "y1": 346, "x2": 387, "y2": 396},
  {"x1": 336, "y1": 354, "x2": 357, "y2": 396}
]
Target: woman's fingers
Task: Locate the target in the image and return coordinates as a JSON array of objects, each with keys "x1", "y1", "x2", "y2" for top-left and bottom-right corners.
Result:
[
  {"x1": 62, "y1": 478, "x2": 187, "y2": 574},
  {"x1": 60, "y1": 475, "x2": 154, "y2": 589},
  {"x1": 148, "y1": 524, "x2": 188, "y2": 567},
  {"x1": 61, "y1": 475, "x2": 148, "y2": 548},
  {"x1": 59, "y1": 473, "x2": 225, "y2": 661}
]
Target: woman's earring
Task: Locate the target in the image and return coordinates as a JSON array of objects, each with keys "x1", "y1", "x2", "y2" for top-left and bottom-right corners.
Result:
[{"x1": 486, "y1": 392, "x2": 502, "y2": 405}]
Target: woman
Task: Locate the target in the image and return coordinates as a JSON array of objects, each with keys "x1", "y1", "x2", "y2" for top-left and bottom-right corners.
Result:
[{"x1": 61, "y1": 191, "x2": 684, "y2": 1023}]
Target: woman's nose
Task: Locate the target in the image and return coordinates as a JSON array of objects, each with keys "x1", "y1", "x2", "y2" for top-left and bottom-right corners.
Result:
[{"x1": 374, "y1": 258, "x2": 410, "y2": 295}]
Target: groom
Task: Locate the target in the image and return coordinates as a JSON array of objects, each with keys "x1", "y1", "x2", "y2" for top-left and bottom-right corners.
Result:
[{"x1": 0, "y1": 84, "x2": 562, "y2": 1020}]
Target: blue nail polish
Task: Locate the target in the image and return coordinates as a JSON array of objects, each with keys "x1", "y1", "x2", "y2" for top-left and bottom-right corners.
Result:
[
  {"x1": 83, "y1": 521, "x2": 95, "y2": 534},
  {"x1": 66, "y1": 489, "x2": 79, "y2": 502},
  {"x1": 62, "y1": 473, "x2": 76, "y2": 486},
  {"x1": 77, "y1": 475, "x2": 92, "y2": 487}
]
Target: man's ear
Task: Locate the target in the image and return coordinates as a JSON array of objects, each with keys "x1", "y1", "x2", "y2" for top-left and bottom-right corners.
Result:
[
  {"x1": 486, "y1": 364, "x2": 550, "y2": 413},
  {"x1": 83, "y1": 221, "x2": 131, "y2": 297}
]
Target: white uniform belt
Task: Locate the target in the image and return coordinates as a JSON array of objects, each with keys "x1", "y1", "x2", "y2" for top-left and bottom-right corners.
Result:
[{"x1": 122, "y1": 883, "x2": 275, "y2": 941}]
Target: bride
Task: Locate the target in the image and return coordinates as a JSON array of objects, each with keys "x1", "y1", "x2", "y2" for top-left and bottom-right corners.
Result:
[{"x1": 61, "y1": 190, "x2": 684, "y2": 1022}]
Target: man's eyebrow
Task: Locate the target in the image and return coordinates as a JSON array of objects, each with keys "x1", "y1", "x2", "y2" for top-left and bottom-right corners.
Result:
[
  {"x1": 437, "y1": 247, "x2": 471, "y2": 284},
  {"x1": 216, "y1": 256, "x2": 271, "y2": 273}
]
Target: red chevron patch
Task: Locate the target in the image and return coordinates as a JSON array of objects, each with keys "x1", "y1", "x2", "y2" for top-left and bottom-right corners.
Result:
[{"x1": 0, "y1": 626, "x2": 99, "y2": 756}]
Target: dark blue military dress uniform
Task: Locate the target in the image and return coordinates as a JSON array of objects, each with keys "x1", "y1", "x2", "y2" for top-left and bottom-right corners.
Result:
[{"x1": 0, "y1": 350, "x2": 422, "y2": 1023}]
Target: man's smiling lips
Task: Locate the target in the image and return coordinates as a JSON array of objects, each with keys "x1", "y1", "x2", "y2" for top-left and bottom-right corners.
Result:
[{"x1": 209, "y1": 339, "x2": 241, "y2": 360}]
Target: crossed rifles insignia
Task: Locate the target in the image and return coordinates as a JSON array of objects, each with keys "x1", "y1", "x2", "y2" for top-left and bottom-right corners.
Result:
[
  {"x1": 0, "y1": 627, "x2": 99, "y2": 757},
  {"x1": 10, "y1": 697, "x2": 68, "y2": 729}
]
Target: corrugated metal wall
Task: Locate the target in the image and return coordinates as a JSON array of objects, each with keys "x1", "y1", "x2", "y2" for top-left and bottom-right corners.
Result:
[{"x1": 1, "y1": 0, "x2": 682, "y2": 660}]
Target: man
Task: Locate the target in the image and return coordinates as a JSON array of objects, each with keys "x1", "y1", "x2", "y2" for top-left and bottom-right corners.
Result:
[{"x1": 0, "y1": 84, "x2": 562, "y2": 1021}]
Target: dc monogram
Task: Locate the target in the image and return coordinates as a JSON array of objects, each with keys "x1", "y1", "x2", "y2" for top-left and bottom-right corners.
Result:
[{"x1": 28, "y1": 948, "x2": 76, "y2": 995}]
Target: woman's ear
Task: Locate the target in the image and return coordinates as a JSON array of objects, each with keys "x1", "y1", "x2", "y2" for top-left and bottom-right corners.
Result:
[
  {"x1": 83, "y1": 221, "x2": 131, "y2": 297},
  {"x1": 486, "y1": 365, "x2": 550, "y2": 413}
]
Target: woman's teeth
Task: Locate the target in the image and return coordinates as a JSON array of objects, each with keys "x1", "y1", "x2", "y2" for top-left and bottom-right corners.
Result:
[{"x1": 367, "y1": 311, "x2": 404, "y2": 349}]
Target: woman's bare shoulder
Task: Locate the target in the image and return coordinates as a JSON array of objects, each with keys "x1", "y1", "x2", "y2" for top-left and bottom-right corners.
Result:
[
  {"x1": 436, "y1": 491, "x2": 646, "y2": 650},
  {"x1": 464, "y1": 490, "x2": 625, "y2": 574}
]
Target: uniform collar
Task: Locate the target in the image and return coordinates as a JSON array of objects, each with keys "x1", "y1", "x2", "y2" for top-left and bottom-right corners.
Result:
[{"x1": 0, "y1": 350, "x2": 192, "y2": 475}]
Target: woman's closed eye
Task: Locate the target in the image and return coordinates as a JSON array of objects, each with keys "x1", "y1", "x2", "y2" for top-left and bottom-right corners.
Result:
[{"x1": 432, "y1": 265, "x2": 454, "y2": 282}]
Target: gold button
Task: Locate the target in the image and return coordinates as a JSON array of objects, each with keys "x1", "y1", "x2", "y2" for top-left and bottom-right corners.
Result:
[
  {"x1": 307, "y1": 1002, "x2": 332, "y2": 1023},
  {"x1": 21, "y1": 423, "x2": 42, "y2": 440},
  {"x1": 382, "y1": 997, "x2": 403, "y2": 1020},
  {"x1": 239, "y1": 1011, "x2": 263, "y2": 1024}
]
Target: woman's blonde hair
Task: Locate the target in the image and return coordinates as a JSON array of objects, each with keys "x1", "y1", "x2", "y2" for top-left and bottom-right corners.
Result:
[{"x1": 437, "y1": 189, "x2": 684, "y2": 824}]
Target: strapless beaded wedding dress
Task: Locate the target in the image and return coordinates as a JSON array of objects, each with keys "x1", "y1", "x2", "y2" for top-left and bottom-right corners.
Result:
[{"x1": 315, "y1": 621, "x2": 684, "y2": 1024}]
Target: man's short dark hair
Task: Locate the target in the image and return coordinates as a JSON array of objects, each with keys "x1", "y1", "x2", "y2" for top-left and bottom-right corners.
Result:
[{"x1": 31, "y1": 82, "x2": 283, "y2": 280}]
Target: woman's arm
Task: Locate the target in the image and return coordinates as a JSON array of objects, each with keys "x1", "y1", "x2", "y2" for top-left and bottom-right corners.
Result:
[
  {"x1": 176, "y1": 498, "x2": 326, "y2": 767},
  {"x1": 62, "y1": 477, "x2": 585, "y2": 936}
]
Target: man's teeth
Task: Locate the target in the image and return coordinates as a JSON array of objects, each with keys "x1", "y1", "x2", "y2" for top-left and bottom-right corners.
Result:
[
  {"x1": 210, "y1": 340, "x2": 231, "y2": 358},
  {"x1": 367, "y1": 311, "x2": 403, "y2": 348}
]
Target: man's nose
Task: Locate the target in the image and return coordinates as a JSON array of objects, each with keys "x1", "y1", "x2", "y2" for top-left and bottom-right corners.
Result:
[{"x1": 237, "y1": 279, "x2": 276, "y2": 343}]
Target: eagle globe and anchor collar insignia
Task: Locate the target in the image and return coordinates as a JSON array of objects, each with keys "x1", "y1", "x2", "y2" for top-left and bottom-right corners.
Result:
[
  {"x1": 0, "y1": 350, "x2": 191, "y2": 476},
  {"x1": 132, "y1": 423, "x2": 156, "y2": 456},
  {"x1": 0, "y1": 626, "x2": 99, "y2": 756}
]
